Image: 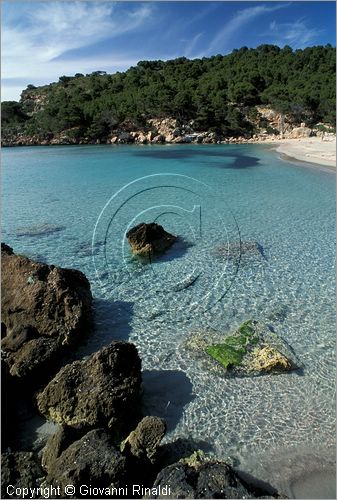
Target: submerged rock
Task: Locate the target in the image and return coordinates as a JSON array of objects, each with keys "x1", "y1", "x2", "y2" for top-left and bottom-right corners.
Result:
[
  {"x1": 37, "y1": 342, "x2": 142, "y2": 435},
  {"x1": 149, "y1": 452, "x2": 283, "y2": 499},
  {"x1": 214, "y1": 241, "x2": 266, "y2": 261},
  {"x1": 1, "y1": 244, "x2": 92, "y2": 380},
  {"x1": 126, "y1": 222, "x2": 177, "y2": 256},
  {"x1": 15, "y1": 223, "x2": 65, "y2": 237},
  {"x1": 1, "y1": 452, "x2": 45, "y2": 499},
  {"x1": 183, "y1": 320, "x2": 299, "y2": 377},
  {"x1": 45, "y1": 428, "x2": 128, "y2": 497}
]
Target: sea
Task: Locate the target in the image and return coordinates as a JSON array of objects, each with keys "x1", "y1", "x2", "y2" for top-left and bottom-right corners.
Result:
[{"x1": 2, "y1": 143, "x2": 336, "y2": 498}]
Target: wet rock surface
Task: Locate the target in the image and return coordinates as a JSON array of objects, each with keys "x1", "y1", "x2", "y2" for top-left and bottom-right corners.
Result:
[
  {"x1": 37, "y1": 342, "x2": 142, "y2": 435},
  {"x1": 1, "y1": 243, "x2": 92, "y2": 380},
  {"x1": 126, "y1": 222, "x2": 177, "y2": 256}
]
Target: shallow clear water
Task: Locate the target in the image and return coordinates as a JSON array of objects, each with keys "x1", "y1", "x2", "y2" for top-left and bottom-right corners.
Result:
[{"x1": 2, "y1": 144, "x2": 336, "y2": 495}]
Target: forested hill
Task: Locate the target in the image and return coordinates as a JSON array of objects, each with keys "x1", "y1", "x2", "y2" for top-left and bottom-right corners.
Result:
[{"x1": 2, "y1": 44, "x2": 336, "y2": 145}]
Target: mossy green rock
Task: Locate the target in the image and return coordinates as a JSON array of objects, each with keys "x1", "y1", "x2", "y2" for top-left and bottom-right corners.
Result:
[
  {"x1": 206, "y1": 320, "x2": 297, "y2": 374},
  {"x1": 183, "y1": 320, "x2": 299, "y2": 377},
  {"x1": 205, "y1": 320, "x2": 259, "y2": 369}
]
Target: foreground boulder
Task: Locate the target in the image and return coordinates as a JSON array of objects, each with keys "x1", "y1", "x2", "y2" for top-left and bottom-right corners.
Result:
[
  {"x1": 120, "y1": 416, "x2": 167, "y2": 488},
  {"x1": 44, "y1": 428, "x2": 128, "y2": 498},
  {"x1": 1, "y1": 452, "x2": 45, "y2": 499},
  {"x1": 183, "y1": 320, "x2": 299, "y2": 377},
  {"x1": 126, "y1": 223, "x2": 177, "y2": 256},
  {"x1": 121, "y1": 416, "x2": 166, "y2": 464},
  {"x1": 149, "y1": 452, "x2": 283, "y2": 499},
  {"x1": 1, "y1": 243, "x2": 92, "y2": 379},
  {"x1": 37, "y1": 342, "x2": 142, "y2": 436}
]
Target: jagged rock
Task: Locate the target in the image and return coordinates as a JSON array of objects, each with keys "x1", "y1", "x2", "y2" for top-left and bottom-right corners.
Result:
[
  {"x1": 121, "y1": 416, "x2": 166, "y2": 463},
  {"x1": 45, "y1": 428, "x2": 128, "y2": 497},
  {"x1": 148, "y1": 453, "x2": 283, "y2": 499},
  {"x1": 126, "y1": 222, "x2": 177, "y2": 256},
  {"x1": 1, "y1": 452, "x2": 45, "y2": 499},
  {"x1": 1, "y1": 244, "x2": 92, "y2": 380},
  {"x1": 37, "y1": 342, "x2": 142, "y2": 435},
  {"x1": 247, "y1": 346, "x2": 292, "y2": 372},
  {"x1": 183, "y1": 320, "x2": 299, "y2": 377}
]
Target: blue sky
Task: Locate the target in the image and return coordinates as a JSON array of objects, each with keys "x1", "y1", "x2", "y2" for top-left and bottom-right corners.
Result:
[{"x1": 2, "y1": 1, "x2": 336, "y2": 101}]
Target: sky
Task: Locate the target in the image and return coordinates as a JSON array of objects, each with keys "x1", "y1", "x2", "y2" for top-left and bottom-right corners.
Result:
[{"x1": 1, "y1": 1, "x2": 336, "y2": 101}]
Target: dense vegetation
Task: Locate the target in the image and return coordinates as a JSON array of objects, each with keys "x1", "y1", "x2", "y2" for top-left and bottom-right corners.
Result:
[{"x1": 2, "y1": 44, "x2": 336, "y2": 141}]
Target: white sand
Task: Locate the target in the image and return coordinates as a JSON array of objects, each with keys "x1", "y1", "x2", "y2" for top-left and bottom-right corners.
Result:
[{"x1": 275, "y1": 136, "x2": 336, "y2": 168}]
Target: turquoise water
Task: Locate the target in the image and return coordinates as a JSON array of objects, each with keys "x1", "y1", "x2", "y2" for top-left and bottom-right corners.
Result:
[{"x1": 2, "y1": 144, "x2": 335, "y2": 495}]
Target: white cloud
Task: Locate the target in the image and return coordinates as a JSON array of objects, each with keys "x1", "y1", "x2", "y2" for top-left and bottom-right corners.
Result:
[
  {"x1": 205, "y1": 3, "x2": 290, "y2": 55},
  {"x1": 1, "y1": 2, "x2": 153, "y2": 100},
  {"x1": 266, "y1": 18, "x2": 323, "y2": 47}
]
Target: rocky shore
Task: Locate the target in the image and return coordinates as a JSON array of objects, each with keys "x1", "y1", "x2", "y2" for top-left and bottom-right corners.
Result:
[
  {"x1": 2, "y1": 243, "x2": 290, "y2": 498},
  {"x1": 2, "y1": 112, "x2": 334, "y2": 148}
]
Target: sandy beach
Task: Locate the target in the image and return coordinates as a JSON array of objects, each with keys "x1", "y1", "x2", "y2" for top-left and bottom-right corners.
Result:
[{"x1": 275, "y1": 136, "x2": 336, "y2": 169}]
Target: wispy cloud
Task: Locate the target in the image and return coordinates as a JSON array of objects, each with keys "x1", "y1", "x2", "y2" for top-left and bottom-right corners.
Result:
[
  {"x1": 184, "y1": 32, "x2": 204, "y2": 58},
  {"x1": 204, "y1": 3, "x2": 290, "y2": 55},
  {"x1": 1, "y1": 1, "x2": 153, "y2": 100},
  {"x1": 263, "y1": 18, "x2": 323, "y2": 47}
]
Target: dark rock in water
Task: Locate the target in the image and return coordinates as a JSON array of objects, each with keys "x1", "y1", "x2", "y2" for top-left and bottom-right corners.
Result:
[
  {"x1": 183, "y1": 320, "x2": 299, "y2": 377},
  {"x1": 126, "y1": 222, "x2": 177, "y2": 256},
  {"x1": 1, "y1": 451, "x2": 45, "y2": 499},
  {"x1": 121, "y1": 416, "x2": 166, "y2": 464},
  {"x1": 215, "y1": 241, "x2": 266, "y2": 261},
  {"x1": 15, "y1": 223, "x2": 65, "y2": 237},
  {"x1": 267, "y1": 305, "x2": 289, "y2": 323},
  {"x1": 1, "y1": 243, "x2": 93, "y2": 380},
  {"x1": 149, "y1": 452, "x2": 284, "y2": 499},
  {"x1": 45, "y1": 428, "x2": 128, "y2": 497},
  {"x1": 37, "y1": 342, "x2": 142, "y2": 436}
]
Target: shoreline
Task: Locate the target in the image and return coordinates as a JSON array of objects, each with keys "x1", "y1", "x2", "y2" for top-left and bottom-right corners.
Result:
[
  {"x1": 3, "y1": 135, "x2": 336, "y2": 170},
  {"x1": 273, "y1": 136, "x2": 336, "y2": 169}
]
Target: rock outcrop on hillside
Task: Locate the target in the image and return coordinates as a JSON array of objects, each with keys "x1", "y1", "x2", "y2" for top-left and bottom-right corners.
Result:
[{"x1": 3, "y1": 109, "x2": 331, "y2": 147}]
